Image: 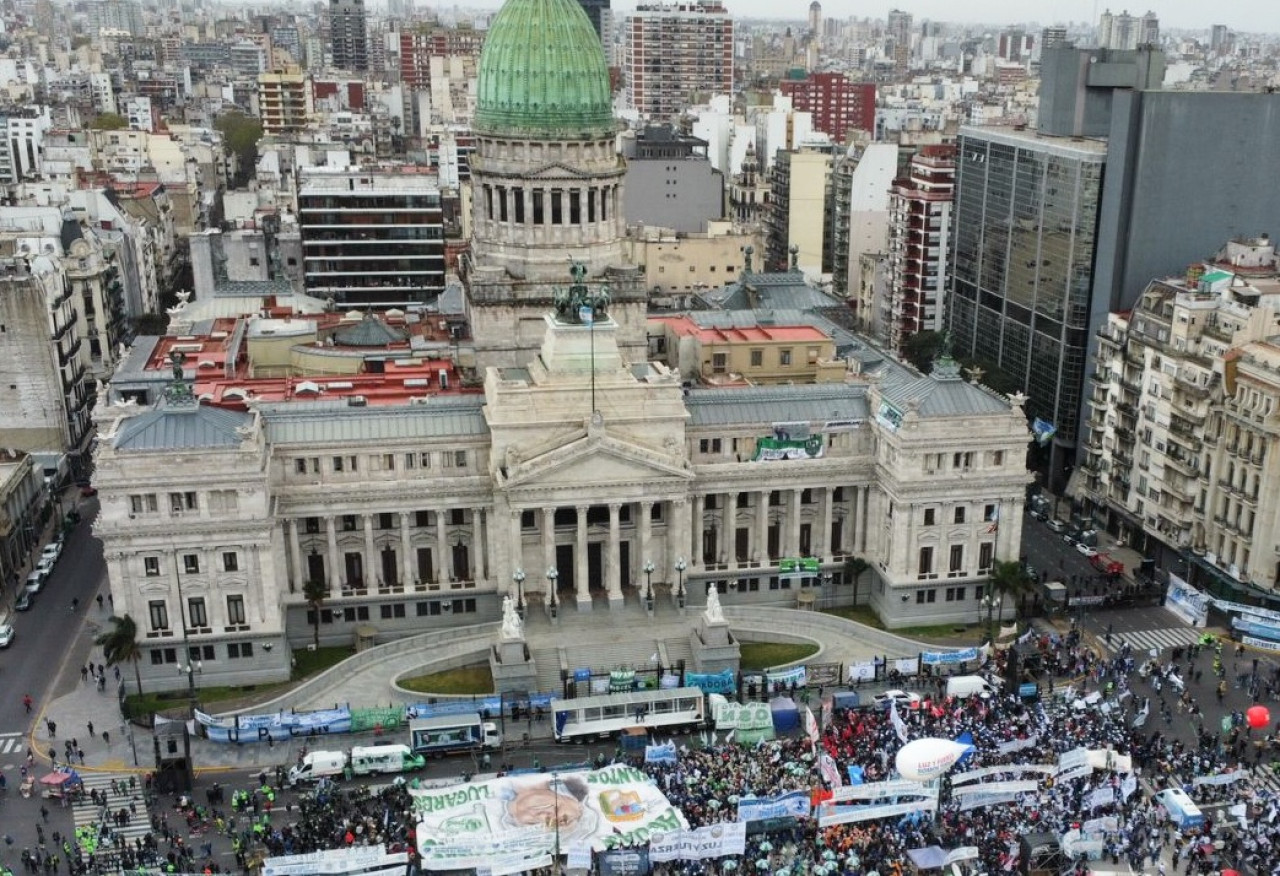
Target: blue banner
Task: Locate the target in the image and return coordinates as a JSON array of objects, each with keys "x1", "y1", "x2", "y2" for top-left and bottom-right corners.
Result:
[
  {"x1": 736, "y1": 791, "x2": 813, "y2": 822},
  {"x1": 921, "y1": 647, "x2": 979, "y2": 666},
  {"x1": 196, "y1": 707, "x2": 353, "y2": 743},
  {"x1": 644, "y1": 741, "x2": 677, "y2": 764},
  {"x1": 1232, "y1": 616, "x2": 1280, "y2": 642},
  {"x1": 684, "y1": 668, "x2": 736, "y2": 695},
  {"x1": 1032, "y1": 418, "x2": 1057, "y2": 446}
]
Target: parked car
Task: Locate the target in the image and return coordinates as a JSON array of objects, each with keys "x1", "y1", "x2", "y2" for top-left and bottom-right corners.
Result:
[
  {"x1": 1046, "y1": 519, "x2": 1067, "y2": 533},
  {"x1": 41, "y1": 540, "x2": 63, "y2": 565},
  {"x1": 24, "y1": 569, "x2": 47, "y2": 593},
  {"x1": 15, "y1": 589, "x2": 33, "y2": 611},
  {"x1": 0, "y1": 616, "x2": 14, "y2": 647},
  {"x1": 1076, "y1": 543, "x2": 1099, "y2": 558},
  {"x1": 35, "y1": 555, "x2": 56, "y2": 577},
  {"x1": 872, "y1": 690, "x2": 922, "y2": 710}
]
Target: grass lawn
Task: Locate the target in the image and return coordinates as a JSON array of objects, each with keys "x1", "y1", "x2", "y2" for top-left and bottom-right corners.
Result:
[
  {"x1": 124, "y1": 646, "x2": 353, "y2": 720},
  {"x1": 739, "y1": 642, "x2": 819, "y2": 671},
  {"x1": 821, "y1": 605, "x2": 885, "y2": 629},
  {"x1": 399, "y1": 664, "x2": 494, "y2": 695}
]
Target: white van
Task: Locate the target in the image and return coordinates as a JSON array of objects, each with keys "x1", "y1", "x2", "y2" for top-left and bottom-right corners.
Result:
[
  {"x1": 288, "y1": 750, "x2": 347, "y2": 786},
  {"x1": 946, "y1": 675, "x2": 1000, "y2": 699},
  {"x1": 1155, "y1": 788, "x2": 1204, "y2": 830},
  {"x1": 350, "y1": 744, "x2": 426, "y2": 776}
]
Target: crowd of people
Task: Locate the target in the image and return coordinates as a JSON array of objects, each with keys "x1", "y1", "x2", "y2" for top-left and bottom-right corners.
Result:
[{"x1": 11, "y1": 626, "x2": 1280, "y2": 876}]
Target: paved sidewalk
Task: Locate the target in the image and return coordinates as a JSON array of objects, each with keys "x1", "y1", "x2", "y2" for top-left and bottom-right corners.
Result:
[{"x1": 29, "y1": 598, "x2": 951, "y2": 776}]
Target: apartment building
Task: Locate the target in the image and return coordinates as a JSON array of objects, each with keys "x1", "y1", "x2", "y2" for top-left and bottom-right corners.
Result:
[
  {"x1": 626, "y1": 1, "x2": 733, "y2": 122},
  {"x1": 258, "y1": 69, "x2": 313, "y2": 135},
  {"x1": 885, "y1": 144, "x2": 954, "y2": 354},
  {"x1": 778, "y1": 73, "x2": 876, "y2": 142}
]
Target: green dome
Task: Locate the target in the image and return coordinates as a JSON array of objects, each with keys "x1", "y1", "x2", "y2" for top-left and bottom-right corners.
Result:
[{"x1": 475, "y1": 0, "x2": 615, "y2": 140}]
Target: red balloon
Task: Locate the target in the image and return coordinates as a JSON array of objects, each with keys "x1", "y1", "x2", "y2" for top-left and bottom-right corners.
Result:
[{"x1": 1247, "y1": 705, "x2": 1271, "y2": 729}]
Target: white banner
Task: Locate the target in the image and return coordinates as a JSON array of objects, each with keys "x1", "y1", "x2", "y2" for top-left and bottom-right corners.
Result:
[
  {"x1": 945, "y1": 847, "x2": 980, "y2": 865},
  {"x1": 895, "y1": 657, "x2": 920, "y2": 676},
  {"x1": 1056, "y1": 748, "x2": 1091, "y2": 775},
  {"x1": 1080, "y1": 816, "x2": 1119, "y2": 837},
  {"x1": 829, "y1": 780, "x2": 937, "y2": 803},
  {"x1": 1088, "y1": 786, "x2": 1118, "y2": 810},
  {"x1": 995, "y1": 736, "x2": 1040, "y2": 755},
  {"x1": 1121, "y1": 774, "x2": 1138, "y2": 800},
  {"x1": 1059, "y1": 766, "x2": 1093, "y2": 782},
  {"x1": 412, "y1": 766, "x2": 687, "y2": 870},
  {"x1": 889, "y1": 700, "x2": 908, "y2": 744},
  {"x1": 264, "y1": 848, "x2": 408, "y2": 876},
  {"x1": 648, "y1": 822, "x2": 746, "y2": 862},
  {"x1": 819, "y1": 798, "x2": 939, "y2": 826},
  {"x1": 847, "y1": 661, "x2": 877, "y2": 682},
  {"x1": 1243, "y1": 635, "x2": 1280, "y2": 652},
  {"x1": 1166, "y1": 575, "x2": 1209, "y2": 628},
  {"x1": 957, "y1": 791, "x2": 1023, "y2": 811},
  {"x1": 1194, "y1": 771, "x2": 1247, "y2": 787},
  {"x1": 952, "y1": 780, "x2": 1041, "y2": 797},
  {"x1": 952, "y1": 764, "x2": 1055, "y2": 785}
]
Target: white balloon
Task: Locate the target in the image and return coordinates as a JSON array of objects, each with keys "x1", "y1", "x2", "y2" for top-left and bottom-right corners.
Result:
[{"x1": 894, "y1": 738, "x2": 972, "y2": 781}]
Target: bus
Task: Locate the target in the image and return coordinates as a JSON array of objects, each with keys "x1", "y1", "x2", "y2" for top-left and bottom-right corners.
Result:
[{"x1": 552, "y1": 687, "x2": 706, "y2": 743}]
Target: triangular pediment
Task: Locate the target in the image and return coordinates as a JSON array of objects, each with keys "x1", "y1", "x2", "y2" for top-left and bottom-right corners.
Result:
[
  {"x1": 502, "y1": 432, "x2": 691, "y2": 492},
  {"x1": 524, "y1": 162, "x2": 597, "y2": 181}
]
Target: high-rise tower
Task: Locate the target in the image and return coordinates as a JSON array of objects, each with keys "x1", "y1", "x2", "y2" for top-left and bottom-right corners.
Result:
[{"x1": 329, "y1": 0, "x2": 368, "y2": 71}]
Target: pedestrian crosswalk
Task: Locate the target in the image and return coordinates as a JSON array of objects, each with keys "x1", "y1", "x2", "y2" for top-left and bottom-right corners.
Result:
[
  {"x1": 0, "y1": 731, "x2": 24, "y2": 755},
  {"x1": 1101, "y1": 626, "x2": 1207, "y2": 655},
  {"x1": 72, "y1": 770, "x2": 154, "y2": 844}
]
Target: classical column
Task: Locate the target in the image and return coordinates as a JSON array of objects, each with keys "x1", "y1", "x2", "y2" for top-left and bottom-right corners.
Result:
[
  {"x1": 638, "y1": 501, "x2": 652, "y2": 584},
  {"x1": 363, "y1": 514, "x2": 376, "y2": 589},
  {"x1": 788, "y1": 490, "x2": 803, "y2": 558},
  {"x1": 691, "y1": 494, "x2": 704, "y2": 569},
  {"x1": 509, "y1": 509, "x2": 524, "y2": 595},
  {"x1": 288, "y1": 519, "x2": 303, "y2": 592},
  {"x1": 860, "y1": 486, "x2": 870, "y2": 553},
  {"x1": 817, "y1": 488, "x2": 833, "y2": 562},
  {"x1": 722, "y1": 493, "x2": 735, "y2": 566},
  {"x1": 400, "y1": 512, "x2": 414, "y2": 588},
  {"x1": 542, "y1": 507, "x2": 556, "y2": 581},
  {"x1": 607, "y1": 503, "x2": 622, "y2": 606},
  {"x1": 436, "y1": 511, "x2": 449, "y2": 584},
  {"x1": 575, "y1": 505, "x2": 590, "y2": 608},
  {"x1": 326, "y1": 516, "x2": 341, "y2": 588},
  {"x1": 843, "y1": 487, "x2": 856, "y2": 555},
  {"x1": 666, "y1": 497, "x2": 687, "y2": 582},
  {"x1": 476, "y1": 507, "x2": 489, "y2": 581},
  {"x1": 755, "y1": 491, "x2": 769, "y2": 563}
]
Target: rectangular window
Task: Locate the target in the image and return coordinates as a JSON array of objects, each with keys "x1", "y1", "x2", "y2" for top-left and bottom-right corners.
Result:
[
  {"x1": 148, "y1": 600, "x2": 169, "y2": 631},
  {"x1": 188, "y1": 597, "x2": 208, "y2": 629},
  {"x1": 711, "y1": 352, "x2": 727, "y2": 374},
  {"x1": 984, "y1": 504, "x2": 996, "y2": 522},
  {"x1": 144, "y1": 556, "x2": 160, "y2": 576},
  {"x1": 415, "y1": 510, "x2": 432, "y2": 528},
  {"x1": 917, "y1": 546, "x2": 933, "y2": 576},
  {"x1": 915, "y1": 588, "x2": 937, "y2": 604},
  {"x1": 978, "y1": 542, "x2": 994, "y2": 574},
  {"x1": 130, "y1": 494, "x2": 158, "y2": 514},
  {"x1": 380, "y1": 603, "x2": 407, "y2": 619},
  {"x1": 294, "y1": 458, "x2": 307, "y2": 474},
  {"x1": 227, "y1": 643, "x2": 254, "y2": 659},
  {"x1": 779, "y1": 349, "x2": 792, "y2": 366},
  {"x1": 416, "y1": 601, "x2": 443, "y2": 617},
  {"x1": 454, "y1": 450, "x2": 467, "y2": 468},
  {"x1": 750, "y1": 349, "x2": 763, "y2": 367},
  {"x1": 305, "y1": 517, "x2": 321, "y2": 534},
  {"x1": 924, "y1": 508, "x2": 935, "y2": 526},
  {"x1": 169, "y1": 491, "x2": 197, "y2": 512},
  {"x1": 342, "y1": 515, "x2": 358, "y2": 532},
  {"x1": 949, "y1": 544, "x2": 964, "y2": 574},
  {"x1": 226, "y1": 595, "x2": 246, "y2": 626},
  {"x1": 954, "y1": 506, "x2": 966, "y2": 524},
  {"x1": 382, "y1": 453, "x2": 395, "y2": 471},
  {"x1": 150, "y1": 648, "x2": 177, "y2": 665},
  {"x1": 183, "y1": 554, "x2": 200, "y2": 574},
  {"x1": 222, "y1": 552, "x2": 238, "y2": 572}
]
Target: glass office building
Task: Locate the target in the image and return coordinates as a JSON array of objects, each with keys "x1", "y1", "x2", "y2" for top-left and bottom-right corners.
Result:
[{"x1": 947, "y1": 127, "x2": 1106, "y2": 484}]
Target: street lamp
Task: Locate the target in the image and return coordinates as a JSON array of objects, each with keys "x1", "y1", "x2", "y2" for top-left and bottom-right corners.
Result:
[
  {"x1": 674, "y1": 557, "x2": 687, "y2": 610},
  {"x1": 980, "y1": 581, "x2": 997, "y2": 645},
  {"x1": 546, "y1": 567, "x2": 558, "y2": 620},
  {"x1": 643, "y1": 559, "x2": 655, "y2": 612},
  {"x1": 178, "y1": 658, "x2": 202, "y2": 714},
  {"x1": 512, "y1": 567, "x2": 526, "y2": 620}
]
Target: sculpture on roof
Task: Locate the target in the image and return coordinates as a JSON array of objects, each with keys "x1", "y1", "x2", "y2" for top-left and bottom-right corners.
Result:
[
  {"x1": 164, "y1": 350, "x2": 195, "y2": 405},
  {"x1": 552, "y1": 260, "x2": 610, "y2": 325}
]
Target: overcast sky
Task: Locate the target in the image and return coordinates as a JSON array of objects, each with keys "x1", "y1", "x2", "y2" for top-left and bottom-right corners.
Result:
[{"x1": 596, "y1": 0, "x2": 1260, "y2": 32}]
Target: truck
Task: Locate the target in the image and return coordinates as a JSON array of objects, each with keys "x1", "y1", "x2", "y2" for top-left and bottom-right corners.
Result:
[
  {"x1": 350, "y1": 744, "x2": 426, "y2": 776},
  {"x1": 289, "y1": 751, "x2": 347, "y2": 785},
  {"x1": 408, "y1": 713, "x2": 502, "y2": 757},
  {"x1": 945, "y1": 675, "x2": 1001, "y2": 699}
]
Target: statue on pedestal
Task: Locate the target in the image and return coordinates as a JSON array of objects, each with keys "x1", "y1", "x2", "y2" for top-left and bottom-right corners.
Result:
[
  {"x1": 704, "y1": 586, "x2": 724, "y2": 624},
  {"x1": 500, "y1": 594, "x2": 524, "y2": 640}
]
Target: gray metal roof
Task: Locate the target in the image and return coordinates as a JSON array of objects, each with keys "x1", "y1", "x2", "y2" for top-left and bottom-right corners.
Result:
[
  {"x1": 685, "y1": 384, "x2": 870, "y2": 427},
  {"x1": 258, "y1": 396, "x2": 490, "y2": 445},
  {"x1": 113, "y1": 404, "x2": 252, "y2": 451},
  {"x1": 877, "y1": 368, "x2": 1010, "y2": 417}
]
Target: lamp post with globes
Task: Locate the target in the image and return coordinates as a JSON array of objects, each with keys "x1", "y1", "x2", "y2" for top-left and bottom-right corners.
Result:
[
  {"x1": 546, "y1": 567, "x2": 559, "y2": 621},
  {"x1": 674, "y1": 556, "x2": 687, "y2": 611},
  {"x1": 512, "y1": 567, "x2": 526, "y2": 620},
  {"x1": 643, "y1": 559, "x2": 655, "y2": 614}
]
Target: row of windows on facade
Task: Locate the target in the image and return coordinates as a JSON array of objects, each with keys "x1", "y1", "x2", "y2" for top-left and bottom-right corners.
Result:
[
  {"x1": 921, "y1": 451, "x2": 1005, "y2": 472},
  {"x1": 129, "y1": 490, "x2": 236, "y2": 515},
  {"x1": 149, "y1": 642, "x2": 255, "y2": 665},
  {"x1": 920, "y1": 503, "x2": 1001, "y2": 526},
  {"x1": 917, "y1": 542, "x2": 996, "y2": 581},
  {"x1": 295, "y1": 450, "x2": 470, "y2": 476},
  {"x1": 147, "y1": 593, "x2": 247, "y2": 633},
  {"x1": 912, "y1": 585, "x2": 976, "y2": 605},
  {"x1": 654, "y1": 264, "x2": 741, "y2": 274}
]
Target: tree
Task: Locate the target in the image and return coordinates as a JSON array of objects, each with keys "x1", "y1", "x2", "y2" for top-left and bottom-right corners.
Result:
[
  {"x1": 987, "y1": 560, "x2": 1033, "y2": 636},
  {"x1": 844, "y1": 556, "x2": 870, "y2": 607},
  {"x1": 303, "y1": 578, "x2": 327, "y2": 650},
  {"x1": 90, "y1": 113, "x2": 128, "y2": 131},
  {"x1": 213, "y1": 111, "x2": 263, "y2": 187},
  {"x1": 95, "y1": 614, "x2": 144, "y2": 696},
  {"x1": 902, "y1": 330, "x2": 944, "y2": 374}
]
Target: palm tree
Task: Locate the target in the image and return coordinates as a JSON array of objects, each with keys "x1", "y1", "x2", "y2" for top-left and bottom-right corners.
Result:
[
  {"x1": 844, "y1": 556, "x2": 870, "y2": 606},
  {"x1": 987, "y1": 560, "x2": 1033, "y2": 636},
  {"x1": 95, "y1": 614, "x2": 144, "y2": 696},
  {"x1": 303, "y1": 577, "x2": 327, "y2": 650}
]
